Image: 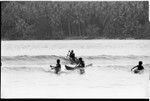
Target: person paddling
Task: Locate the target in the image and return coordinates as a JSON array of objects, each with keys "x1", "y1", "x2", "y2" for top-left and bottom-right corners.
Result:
[
  {"x1": 131, "y1": 61, "x2": 144, "y2": 73},
  {"x1": 76, "y1": 57, "x2": 85, "y2": 74},
  {"x1": 67, "y1": 50, "x2": 71, "y2": 57},
  {"x1": 69, "y1": 50, "x2": 75, "y2": 61},
  {"x1": 50, "y1": 59, "x2": 61, "y2": 74},
  {"x1": 69, "y1": 50, "x2": 78, "y2": 64}
]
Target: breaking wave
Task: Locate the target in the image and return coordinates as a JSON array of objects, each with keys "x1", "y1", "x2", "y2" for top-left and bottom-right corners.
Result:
[
  {"x1": 2, "y1": 55, "x2": 150, "y2": 61},
  {"x1": 1, "y1": 55, "x2": 150, "y2": 74},
  {"x1": 1, "y1": 64, "x2": 150, "y2": 74}
]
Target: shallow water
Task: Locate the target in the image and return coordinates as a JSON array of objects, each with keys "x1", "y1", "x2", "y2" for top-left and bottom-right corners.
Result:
[{"x1": 1, "y1": 40, "x2": 150, "y2": 98}]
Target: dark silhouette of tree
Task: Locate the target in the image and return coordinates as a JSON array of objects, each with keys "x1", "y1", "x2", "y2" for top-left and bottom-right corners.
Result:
[{"x1": 1, "y1": 1, "x2": 149, "y2": 40}]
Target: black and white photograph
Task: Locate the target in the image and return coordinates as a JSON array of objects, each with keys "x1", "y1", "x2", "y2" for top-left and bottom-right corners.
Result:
[{"x1": 1, "y1": 0, "x2": 150, "y2": 98}]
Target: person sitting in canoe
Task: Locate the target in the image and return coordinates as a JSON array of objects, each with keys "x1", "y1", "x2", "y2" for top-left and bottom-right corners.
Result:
[
  {"x1": 67, "y1": 50, "x2": 71, "y2": 57},
  {"x1": 69, "y1": 50, "x2": 77, "y2": 63},
  {"x1": 76, "y1": 57, "x2": 85, "y2": 74},
  {"x1": 131, "y1": 61, "x2": 144, "y2": 73},
  {"x1": 50, "y1": 59, "x2": 61, "y2": 74},
  {"x1": 70, "y1": 50, "x2": 75, "y2": 60}
]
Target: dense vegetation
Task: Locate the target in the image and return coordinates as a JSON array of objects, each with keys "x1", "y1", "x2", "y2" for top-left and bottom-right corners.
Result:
[{"x1": 1, "y1": 1, "x2": 150, "y2": 40}]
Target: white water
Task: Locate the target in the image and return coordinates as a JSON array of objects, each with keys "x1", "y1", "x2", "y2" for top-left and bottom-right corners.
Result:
[
  {"x1": 2, "y1": 40, "x2": 150, "y2": 56},
  {"x1": 1, "y1": 40, "x2": 150, "y2": 98}
]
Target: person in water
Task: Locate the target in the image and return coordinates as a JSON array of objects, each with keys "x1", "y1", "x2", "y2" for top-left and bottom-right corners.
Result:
[
  {"x1": 50, "y1": 59, "x2": 61, "y2": 74},
  {"x1": 76, "y1": 57, "x2": 85, "y2": 74},
  {"x1": 131, "y1": 61, "x2": 144, "y2": 73}
]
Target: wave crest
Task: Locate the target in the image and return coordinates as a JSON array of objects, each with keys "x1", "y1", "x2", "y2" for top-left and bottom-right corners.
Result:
[{"x1": 2, "y1": 55, "x2": 150, "y2": 61}]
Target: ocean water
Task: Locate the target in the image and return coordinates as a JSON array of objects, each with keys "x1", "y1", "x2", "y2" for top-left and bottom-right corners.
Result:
[{"x1": 1, "y1": 40, "x2": 150, "y2": 98}]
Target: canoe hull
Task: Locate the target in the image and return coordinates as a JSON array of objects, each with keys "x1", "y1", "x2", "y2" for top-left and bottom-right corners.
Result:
[{"x1": 65, "y1": 65, "x2": 77, "y2": 70}]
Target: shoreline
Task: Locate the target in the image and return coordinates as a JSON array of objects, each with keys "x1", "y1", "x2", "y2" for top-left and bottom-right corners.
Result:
[{"x1": 1, "y1": 38, "x2": 150, "y2": 41}]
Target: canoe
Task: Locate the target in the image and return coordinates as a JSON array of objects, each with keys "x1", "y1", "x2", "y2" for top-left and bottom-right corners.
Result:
[
  {"x1": 65, "y1": 65, "x2": 77, "y2": 70},
  {"x1": 65, "y1": 63, "x2": 93, "y2": 70}
]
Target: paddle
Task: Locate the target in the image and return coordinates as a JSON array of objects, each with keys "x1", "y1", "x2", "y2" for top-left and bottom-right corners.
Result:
[{"x1": 85, "y1": 63, "x2": 93, "y2": 67}]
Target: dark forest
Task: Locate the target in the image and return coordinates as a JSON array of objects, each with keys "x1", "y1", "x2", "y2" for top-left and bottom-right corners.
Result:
[{"x1": 1, "y1": 1, "x2": 150, "y2": 40}]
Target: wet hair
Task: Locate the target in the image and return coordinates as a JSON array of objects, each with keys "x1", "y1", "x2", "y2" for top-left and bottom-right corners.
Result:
[
  {"x1": 79, "y1": 57, "x2": 82, "y2": 61},
  {"x1": 57, "y1": 59, "x2": 60, "y2": 63},
  {"x1": 139, "y1": 61, "x2": 143, "y2": 65}
]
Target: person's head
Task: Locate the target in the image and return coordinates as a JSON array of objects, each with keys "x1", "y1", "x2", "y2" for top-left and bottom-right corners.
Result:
[
  {"x1": 139, "y1": 61, "x2": 143, "y2": 65},
  {"x1": 79, "y1": 57, "x2": 82, "y2": 61},
  {"x1": 71, "y1": 50, "x2": 74, "y2": 53},
  {"x1": 57, "y1": 59, "x2": 60, "y2": 64}
]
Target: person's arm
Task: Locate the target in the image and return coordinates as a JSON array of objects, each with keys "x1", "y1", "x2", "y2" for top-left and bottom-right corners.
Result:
[
  {"x1": 83, "y1": 63, "x2": 85, "y2": 68},
  {"x1": 50, "y1": 65, "x2": 55, "y2": 69},
  {"x1": 83, "y1": 61, "x2": 85, "y2": 67}
]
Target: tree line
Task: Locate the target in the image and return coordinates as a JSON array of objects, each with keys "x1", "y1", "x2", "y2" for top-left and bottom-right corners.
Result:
[{"x1": 1, "y1": 1, "x2": 150, "y2": 40}]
